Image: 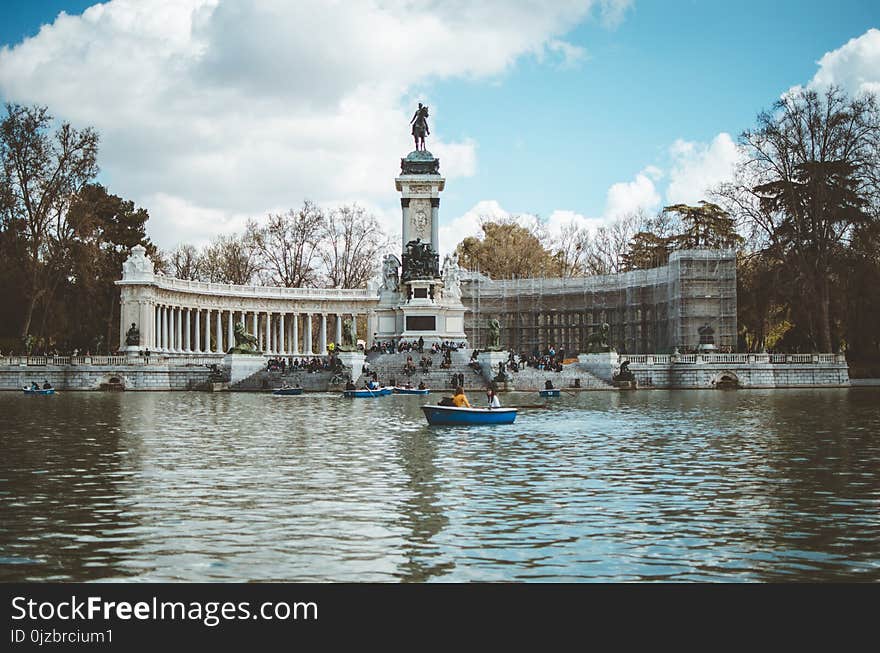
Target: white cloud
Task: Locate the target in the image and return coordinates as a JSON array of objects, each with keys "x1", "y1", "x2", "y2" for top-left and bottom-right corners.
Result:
[
  {"x1": 603, "y1": 168, "x2": 661, "y2": 218},
  {"x1": 437, "y1": 200, "x2": 510, "y2": 258},
  {"x1": 665, "y1": 132, "x2": 741, "y2": 205},
  {"x1": 808, "y1": 28, "x2": 880, "y2": 97},
  {"x1": 0, "y1": 0, "x2": 615, "y2": 250}
]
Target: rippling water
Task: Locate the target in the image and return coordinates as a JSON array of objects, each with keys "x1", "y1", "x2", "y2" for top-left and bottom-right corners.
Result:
[{"x1": 1, "y1": 389, "x2": 878, "y2": 582}]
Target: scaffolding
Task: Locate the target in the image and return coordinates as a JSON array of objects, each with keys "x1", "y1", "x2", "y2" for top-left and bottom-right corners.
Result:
[{"x1": 461, "y1": 249, "x2": 737, "y2": 354}]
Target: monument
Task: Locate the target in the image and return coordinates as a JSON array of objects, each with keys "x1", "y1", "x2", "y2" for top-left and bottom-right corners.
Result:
[
  {"x1": 336, "y1": 317, "x2": 365, "y2": 381},
  {"x1": 224, "y1": 322, "x2": 265, "y2": 385},
  {"x1": 371, "y1": 105, "x2": 467, "y2": 345}
]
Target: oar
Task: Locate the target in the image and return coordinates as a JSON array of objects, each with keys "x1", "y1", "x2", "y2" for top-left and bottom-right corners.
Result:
[
  {"x1": 506, "y1": 403, "x2": 549, "y2": 409},
  {"x1": 364, "y1": 384, "x2": 376, "y2": 397}
]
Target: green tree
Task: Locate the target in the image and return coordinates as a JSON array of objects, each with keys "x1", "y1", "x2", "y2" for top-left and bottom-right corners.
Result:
[
  {"x1": 662, "y1": 201, "x2": 743, "y2": 249},
  {"x1": 456, "y1": 218, "x2": 562, "y2": 279},
  {"x1": 0, "y1": 104, "x2": 99, "y2": 339},
  {"x1": 720, "y1": 87, "x2": 880, "y2": 352},
  {"x1": 621, "y1": 231, "x2": 672, "y2": 271}
]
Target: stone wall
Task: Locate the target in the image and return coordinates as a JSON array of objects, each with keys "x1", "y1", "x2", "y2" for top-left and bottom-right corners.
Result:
[
  {"x1": 579, "y1": 352, "x2": 850, "y2": 388},
  {"x1": 0, "y1": 363, "x2": 212, "y2": 391}
]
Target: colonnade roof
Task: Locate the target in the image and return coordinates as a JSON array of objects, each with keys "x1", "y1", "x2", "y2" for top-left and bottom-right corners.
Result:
[{"x1": 118, "y1": 274, "x2": 380, "y2": 304}]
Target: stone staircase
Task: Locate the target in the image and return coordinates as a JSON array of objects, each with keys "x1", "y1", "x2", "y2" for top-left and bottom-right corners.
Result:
[
  {"x1": 229, "y1": 368, "x2": 337, "y2": 392},
  {"x1": 363, "y1": 349, "x2": 613, "y2": 391}
]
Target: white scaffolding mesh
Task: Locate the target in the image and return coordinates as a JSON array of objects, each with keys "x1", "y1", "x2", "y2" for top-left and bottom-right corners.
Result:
[{"x1": 460, "y1": 249, "x2": 737, "y2": 354}]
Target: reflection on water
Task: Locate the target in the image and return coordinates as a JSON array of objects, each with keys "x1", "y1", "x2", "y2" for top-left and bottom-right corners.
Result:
[{"x1": 1, "y1": 389, "x2": 878, "y2": 582}]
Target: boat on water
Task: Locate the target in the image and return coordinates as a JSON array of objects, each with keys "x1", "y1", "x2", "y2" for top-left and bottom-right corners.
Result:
[
  {"x1": 539, "y1": 389, "x2": 561, "y2": 397},
  {"x1": 273, "y1": 387, "x2": 303, "y2": 396},
  {"x1": 393, "y1": 387, "x2": 430, "y2": 395},
  {"x1": 343, "y1": 387, "x2": 393, "y2": 398},
  {"x1": 23, "y1": 387, "x2": 55, "y2": 395},
  {"x1": 421, "y1": 405, "x2": 517, "y2": 426}
]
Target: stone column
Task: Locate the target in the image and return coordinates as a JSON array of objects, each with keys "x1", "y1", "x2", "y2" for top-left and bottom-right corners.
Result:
[
  {"x1": 265, "y1": 312, "x2": 272, "y2": 354},
  {"x1": 176, "y1": 307, "x2": 183, "y2": 353},
  {"x1": 336, "y1": 315, "x2": 342, "y2": 347},
  {"x1": 162, "y1": 305, "x2": 169, "y2": 352},
  {"x1": 367, "y1": 311, "x2": 377, "y2": 349},
  {"x1": 183, "y1": 308, "x2": 190, "y2": 352},
  {"x1": 279, "y1": 313, "x2": 286, "y2": 355},
  {"x1": 194, "y1": 309, "x2": 201, "y2": 353},
  {"x1": 205, "y1": 309, "x2": 212, "y2": 353},
  {"x1": 319, "y1": 314, "x2": 327, "y2": 355},
  {"x1": 304, "y1": 313, "x2": 313, "y2": 355},
  {"x1": 251, "y1": 312, "x2": 258, "y2": 342},
  {"x1": 223, "y1": 311, "x2": 235, "y2": 351},
  {"x1": 292, "y1": 313, "x2": 299, "y2": 354},
  {"x1": 215, "y1": 310, "x2": 223, "y2": 354},
  {"x1": 350, "y1": 313, "x2": 357, "y2": 344},
  {"x1": 155, "y1": 307, "x2": 161, "y2": 350}
]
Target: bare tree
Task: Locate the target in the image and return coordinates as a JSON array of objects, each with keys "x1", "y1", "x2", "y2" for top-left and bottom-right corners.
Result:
[
  {"x1": 200, "y1": 233, "x2": 260, "y2": 285},
  {"x1": 1, "y1": 104, "x2": 99, "y2": 337},
  {"x1": 583, "y1": 210, "x2": 647, "y2": 275},
  {"x1": 248, "y1": 201, "x2": 325, "y2": 287},
  {"x1": 551, "y1": 219, "x2": 592, "y2": 277},
  {"x1": 167, "y1": 243, "x2": 201, "y2": 280},
  {"x1": 319, "y1": 204, "x2": 391, "y2": 288}
]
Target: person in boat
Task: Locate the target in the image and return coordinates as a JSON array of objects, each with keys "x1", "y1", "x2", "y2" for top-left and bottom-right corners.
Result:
[
  {"x1": 30, "y1": 381, "x2": 39, "y2": 390},
  {"x1": 486, "y1": 387, "x2": 501, "y2": 409},
  {"x1": 545, "y1": 379, "x2": 554, "y2": 390},
  {"x1": 345, "y1": 379, "x2": 356, "y2": 391},
  {"x1": 418, "y1": 381, "x2": 427, "y2": 390},
  {"x1": 452, "y1": 386, "x2": 471, "y2": 408},
  {"x1": 42, "y1": 380, "x2": 52, "y2": 389},
  {"x1": 367, "y1": 379, "x2": 380, "y2": 390}
]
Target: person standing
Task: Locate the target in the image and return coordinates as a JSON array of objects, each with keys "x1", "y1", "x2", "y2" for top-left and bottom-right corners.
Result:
[{"x1": 486, "y1": 387, "x2": 501, "y2": 408}]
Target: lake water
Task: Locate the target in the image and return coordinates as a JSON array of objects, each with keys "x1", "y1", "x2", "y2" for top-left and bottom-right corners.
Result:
[{"x1": 1, "y1": 388, "x2": 878, "y2": 582}]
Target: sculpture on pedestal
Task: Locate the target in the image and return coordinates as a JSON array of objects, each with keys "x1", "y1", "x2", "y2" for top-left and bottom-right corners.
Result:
[
  {"x1": 487, "y1": 318, "x2": 502, "y2": 350},
  {"x1": 338, "y1": 318, "x2": 358, "y2": 352},
  {"x1": 401, "y1": 238, "x2": 439, "y2": 282},
  {"x1": 382, "y1": 254, "x2": 400, "y2": 292},
  {"x1": 125, "y1": 323, "x2": 140, "y2": 346},
  {"x1": 442, "y1": 252, "x2": 461, "y2": 300},
  {"x1": 587, "y1": 323, "x2": 613, "y2": 353},
  {"x1": 410, "y1": 103, "x2": 430, "y2": 152},
  {"x1": 229, "y1": 322, "x2": 261, "y2": 354}
]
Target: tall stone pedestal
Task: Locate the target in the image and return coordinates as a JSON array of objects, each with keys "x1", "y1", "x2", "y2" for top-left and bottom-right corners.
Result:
[
  {"x1": 337, "y1": 351, "x2": 365, "y2": 382},
  {"x1": 577, "y1": 352, "x2": 620, "y2": 383},
  {"x1": 224, "y1": 353, "x2": 266, "y2": 385},
  {"x1": 477, "y1": 350, "x2": 511, "y2": 385}
]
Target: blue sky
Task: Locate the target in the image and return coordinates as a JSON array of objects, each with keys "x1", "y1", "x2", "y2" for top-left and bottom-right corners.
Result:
[{"x1": 0, "y1": 1, "x2": 878, "y2": 253}]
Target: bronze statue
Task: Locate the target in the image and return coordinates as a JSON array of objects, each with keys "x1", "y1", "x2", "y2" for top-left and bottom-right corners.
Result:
[
  {"x1": 487, "y1": 318, "x2": 501, "y2": 350},
  {"x1": 410, "y1": 103, "x2": 430, "y2": 152},
  {"x1": 125, "y1": 322, "x2": 140, "y2": 346},
  {"x1": 586, "y1": 323, "x2": 613, "y2": 353},
  {"x1": 229, "y1": 322, "x2": 260, "y2": 354},
  {"x1": 401, "y1": 238, "x2": 439, "y2": 281},
  {"x1": 338, "y1": 318, "x2": 357, "y2": 352}
]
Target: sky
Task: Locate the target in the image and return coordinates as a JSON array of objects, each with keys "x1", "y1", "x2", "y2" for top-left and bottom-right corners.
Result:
[{"x1": 1, "y1": 0, "x2": 879, "y2": 257}]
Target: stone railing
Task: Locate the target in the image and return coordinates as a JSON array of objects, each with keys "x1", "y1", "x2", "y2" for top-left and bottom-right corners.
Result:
[
  {"x1": 0, "y1": 354, "x2": 225, "y2": 367},
  {"x1": 618, "y1": 353, "x2": 847, "y2": 365},
  {"x1": 153, "y1": 276, "x2": 378, "y2": 302}
]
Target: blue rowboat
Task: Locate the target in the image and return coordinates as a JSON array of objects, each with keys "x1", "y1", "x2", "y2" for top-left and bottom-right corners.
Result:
[
  {"x1": 539, "y1": 389, "x2": 561, "y2": 397},
  {"x1": 273, "y1": 387, "x2": 303, "y2": 396},
  {"x1": 343, "y1": 387, "x2": 392, "y2": 398},
  {"x1": 393, "y1": 387, "x2": 429, "y2": 395},
  {"x1": 23, "y1": 387, "x2": 55, "y2": 395},
  {"x1": 421, "y1": 405, "x2": 517, "y2": 426}
]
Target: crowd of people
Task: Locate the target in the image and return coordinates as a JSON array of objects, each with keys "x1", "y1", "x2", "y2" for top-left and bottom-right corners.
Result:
[
  {"x1": 267, "y1": 356, "x2": 343, "y2": 374},
  {"x1": 370, "y1": 337, "x2": 467, "y2": 355},
  {"x1": 504, "y1": 346, "x2": 567, "y2": 373}
]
